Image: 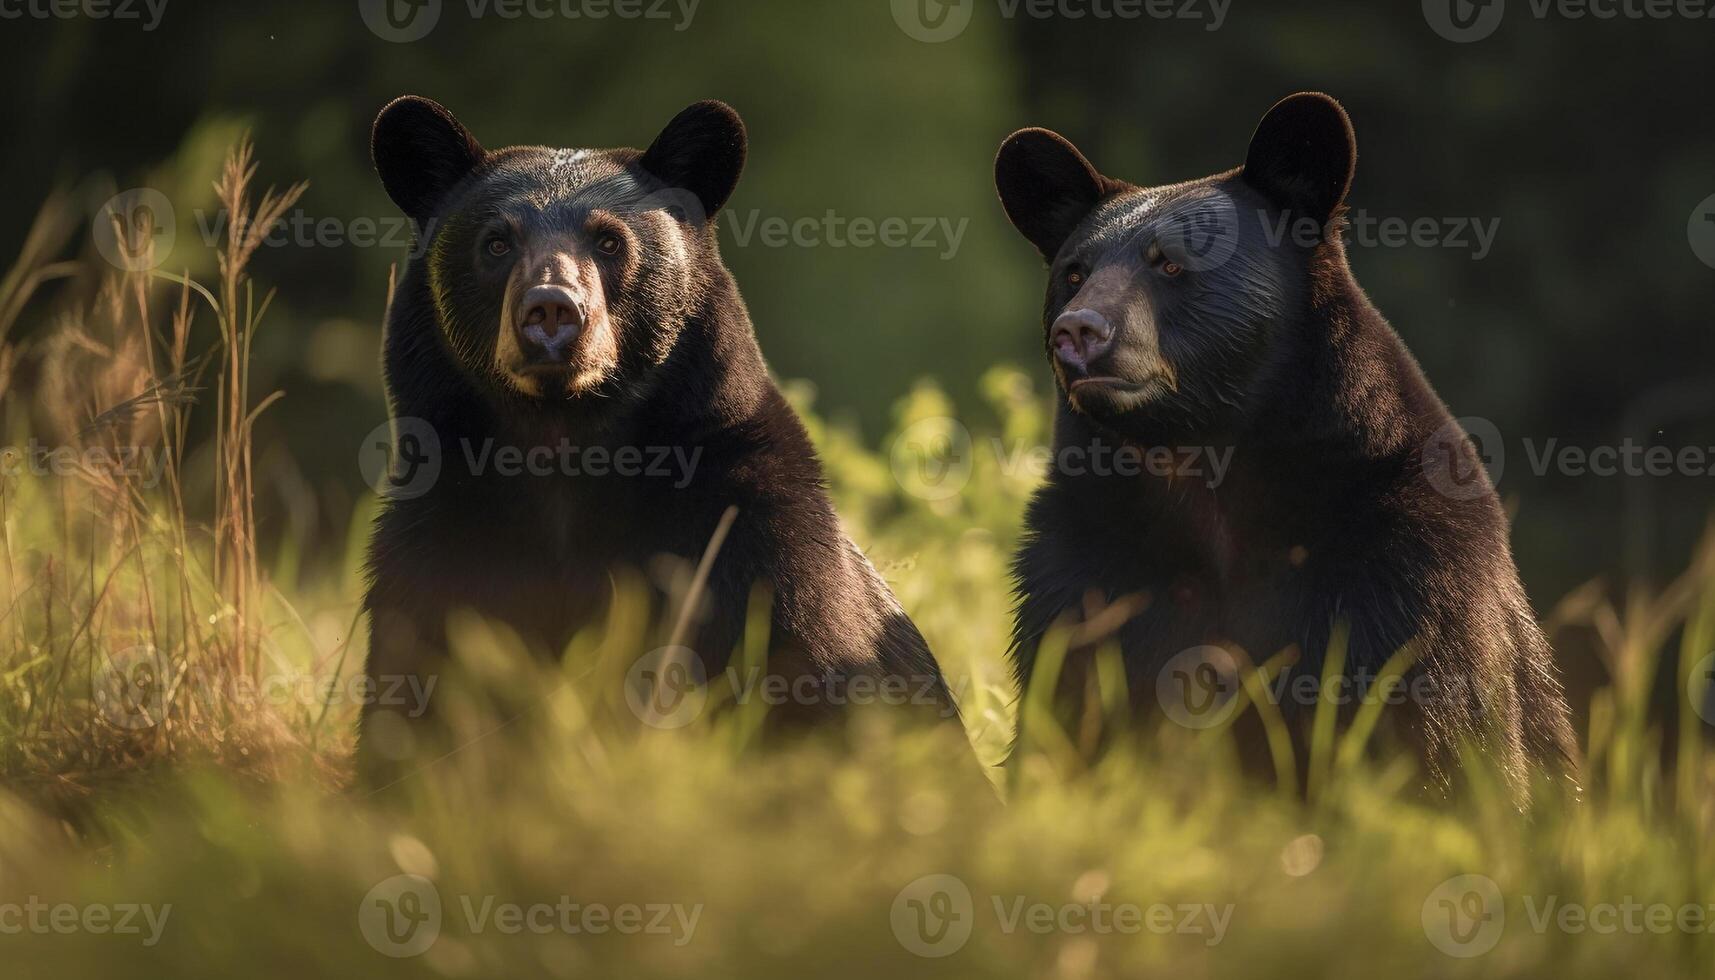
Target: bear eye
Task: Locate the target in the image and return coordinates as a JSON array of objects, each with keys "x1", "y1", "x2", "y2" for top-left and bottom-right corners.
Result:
[
  {"x1": 596, "y1": 235, "x2": 621, "y2": 256},
  {"x1": 1146, "y1": 243, "x2": 1182, "y2": 278},
  {"x1": 1065, "y1": 268, "x2": 1083, "y2": 287},
  {"x1": 486, "y1": 237, "x2": 510, "y2": 258}
]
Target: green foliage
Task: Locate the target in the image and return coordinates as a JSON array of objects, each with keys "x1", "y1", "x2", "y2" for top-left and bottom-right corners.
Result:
[{"x1": 4, "y1": 360, "x2": 1715, "y2": 977}]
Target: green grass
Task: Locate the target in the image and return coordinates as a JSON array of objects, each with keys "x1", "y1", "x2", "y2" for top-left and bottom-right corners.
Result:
[{"x1": 2, "y1": 143, "x2": 1715, "y2": 979}]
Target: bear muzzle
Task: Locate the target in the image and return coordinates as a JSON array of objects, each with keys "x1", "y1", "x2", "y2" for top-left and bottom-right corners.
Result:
[
  {"x1": 494, "y1": 252, "x2": 618, "y2": 397},
  {"x1": 515, "y1": 283, "x2": 587, "y2": 367},
  {"x1": 1050, "y1": 307, "x2": 1114, "y2": 375}
]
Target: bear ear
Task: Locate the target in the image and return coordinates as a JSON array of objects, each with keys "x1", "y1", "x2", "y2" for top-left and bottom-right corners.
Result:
[
  {"x1": 638, "y1": 100, "x2": 748, "y2": 222},
  {"x1": 1241, "y1": 92, "x2": 1355, "y2": 227},
  {"x1": 372, "y1": 96, "x2": 485, "y2": 222},
  {"x1": 995, "y1": 128, "x2": 1106, "y2": 261}
]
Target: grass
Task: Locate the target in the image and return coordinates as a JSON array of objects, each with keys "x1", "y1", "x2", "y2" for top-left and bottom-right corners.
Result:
[{"x1": 2, "y1": 142, "x2": 1714, "y2": 979}]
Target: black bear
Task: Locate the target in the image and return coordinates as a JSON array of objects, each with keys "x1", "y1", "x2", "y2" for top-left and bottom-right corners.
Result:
[
  {"x1": 994, "y1": 92, "x2": 1576, "y2": 797},
  {"x1": 362, "y1": 97, "x2": 960, "y2": 755}
]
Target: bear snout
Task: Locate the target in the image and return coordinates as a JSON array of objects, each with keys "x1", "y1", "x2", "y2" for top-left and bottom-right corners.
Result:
[
  {"x1": 516, "y1": 283, "x2": 587, "y2": 364},
  {"x1": 1050, "y1": 307, "x2": 1115, "y2": 374},
  {"x1": 493, "y1": 261, "x2": 617, "y2": 396}
]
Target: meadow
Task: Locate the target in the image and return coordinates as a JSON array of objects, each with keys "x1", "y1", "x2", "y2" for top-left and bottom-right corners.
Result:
[{"x1": 1, "y1": 141, "x2": 1714, "y2": 980}]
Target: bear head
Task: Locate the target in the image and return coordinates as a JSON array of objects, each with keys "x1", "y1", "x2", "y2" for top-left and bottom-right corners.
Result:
[
  {"x1": 995, "y1": 92, "x2": 1357, "y2": 446},
  {"x1": 372, "y1": 96, "x2": 747, "y2": 405}
]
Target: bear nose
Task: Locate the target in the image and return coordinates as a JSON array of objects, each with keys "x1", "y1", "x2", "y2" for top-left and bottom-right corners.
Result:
[
  {"x1": 516, "y1": 284, "x2": 586, "y2": 363},
  {"x1": 1050, "y1": 308, "x2": 1114, "y2": 370}
]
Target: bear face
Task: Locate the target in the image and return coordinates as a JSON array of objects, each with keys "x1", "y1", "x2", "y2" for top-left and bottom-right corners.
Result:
[
  {"x1": 372, "y1": 96, "x2": 745, "y2": 407},
  {"x1": 994, "y1": 93, "x2": 1354, "y2": 447}
]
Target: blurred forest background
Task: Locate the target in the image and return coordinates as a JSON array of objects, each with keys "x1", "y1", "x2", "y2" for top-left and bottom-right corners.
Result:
[{"x1": 0, "y1": 0, "x2": 1711, "y2": 704}]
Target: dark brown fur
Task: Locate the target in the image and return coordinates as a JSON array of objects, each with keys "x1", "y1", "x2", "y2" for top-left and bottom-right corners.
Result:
[
  {"x1": 996, "y1": 94, "x2": 1577, "y2": 798},
  {"x1": 362, "y1": 98, "x2": 959, "y2": 758}
]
